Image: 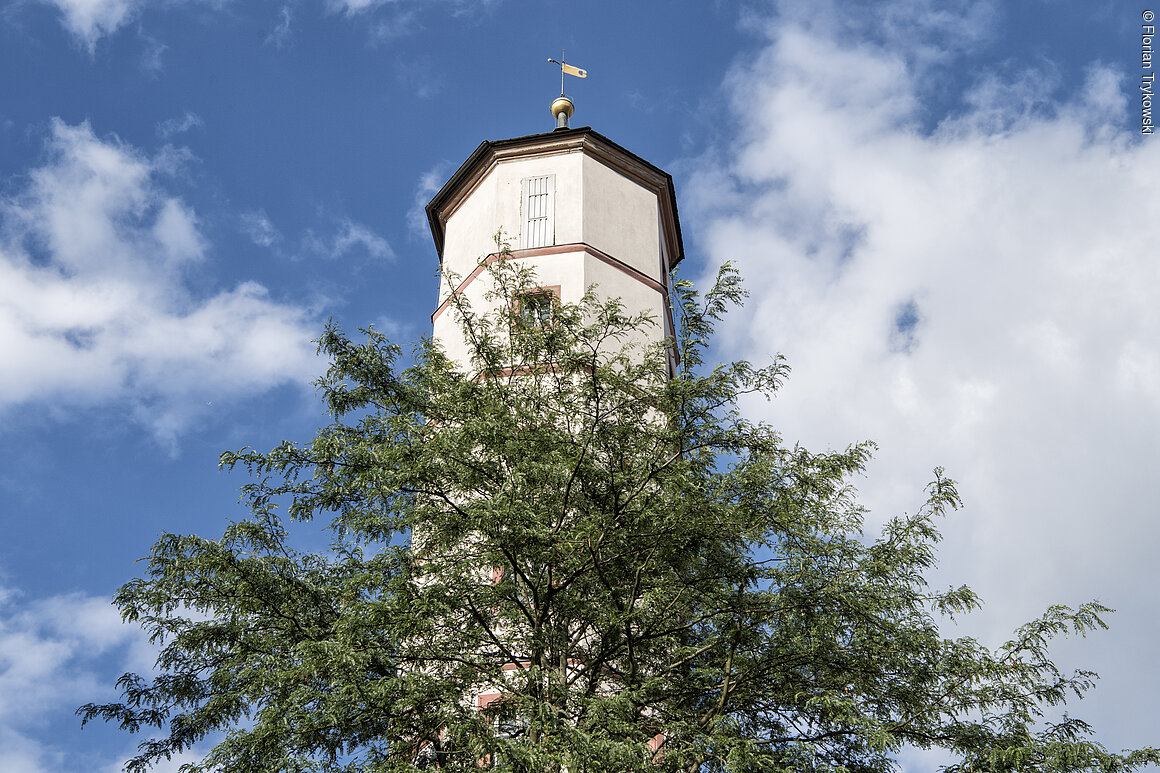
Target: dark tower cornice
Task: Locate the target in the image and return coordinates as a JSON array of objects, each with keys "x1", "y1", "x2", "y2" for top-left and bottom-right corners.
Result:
[{"x1": 425, "y1": 127, "x2": 684, "y2": 268}]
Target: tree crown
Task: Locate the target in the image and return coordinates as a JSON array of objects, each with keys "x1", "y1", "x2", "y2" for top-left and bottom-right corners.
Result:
[{"x1": 81, "y1": 259, "x2": 1157, "y2": 773}]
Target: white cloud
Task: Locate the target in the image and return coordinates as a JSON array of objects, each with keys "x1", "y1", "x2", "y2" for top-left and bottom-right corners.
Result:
[
  {"x1": 327, "y1": 0, "x2": 396, "y2": 12},
  {"x1": 0, "y1": 120, "x2": 320, "y2": 443},
  {"x1": 331, "y1": 219, "x2": 394, "y2": 260},
  {"x1": 36, "y1": 0, "x2": 205, "y2": 53},
  {"x1": 326, "y1": 0, "x2": 500, "y2": 38},
  {"x1": 265, "y1": 4, "x2": 293, "y2": 48},
  {"x1": 0, "y1": 728, "x2": 57, "y2": 773},
  {"x1": 36, "y1": 0, "x2": 496, "y2": 48},
  {"x1": 407, "y1": 161, "x2": 453, "y2": 241},
  {"x1": 0, "y1": 585, "x2": 153, "y2": 772},
  {"x1": 156, "y1": 111, "x2": 203, "y2": 139},
  {"x1": 691, "y1": 1, "x2": 1160, "y2": 759},
  {"x1": 0, "y1": 593, "x2": 132, "y2": 719},
  {"x1": 304, "y1": 218, "x2": 394, "y2": 261},
  {"x1": 241, "y1": 208, "x2": 282, "y2": 248},
  {"x1": 39, "y1": 0, "x2": 139, "y2": 51}
]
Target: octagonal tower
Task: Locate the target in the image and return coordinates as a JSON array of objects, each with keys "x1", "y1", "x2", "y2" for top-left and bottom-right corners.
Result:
[{"x1": 426, "y1": 124, "x2": 684, "y2": 375}]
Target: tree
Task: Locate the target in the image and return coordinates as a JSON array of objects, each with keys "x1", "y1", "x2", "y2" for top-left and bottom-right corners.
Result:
[{"x1": 82, "y1": 259, "x2": 1157, "y2": 772}]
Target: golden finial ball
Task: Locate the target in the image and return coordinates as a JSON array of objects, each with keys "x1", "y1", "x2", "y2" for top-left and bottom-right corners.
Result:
[{"x1": 551, "y1": 96, "x2": 575, "y2": 121}]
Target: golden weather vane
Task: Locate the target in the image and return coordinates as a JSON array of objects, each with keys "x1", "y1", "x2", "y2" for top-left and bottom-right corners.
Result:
[
  {"x1": 547, "y1": 51, "x2": 587, "y2": 128},
  {"x1": 547, "y1": 51, "x2": 587, "y2": 96}
]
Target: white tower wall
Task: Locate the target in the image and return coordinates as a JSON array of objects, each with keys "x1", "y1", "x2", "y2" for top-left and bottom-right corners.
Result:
[{"x1": 427, "y1": 127, "x2": 683, "y2": 373}]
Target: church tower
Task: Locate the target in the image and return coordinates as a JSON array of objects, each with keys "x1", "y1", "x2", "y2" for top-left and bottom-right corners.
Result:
[
  {"x1": 425, "y1": 97, "x2": 684, "y2": 373},
  {"x1": 417, "y1": 98, "x2": 687, "y2": 758}
]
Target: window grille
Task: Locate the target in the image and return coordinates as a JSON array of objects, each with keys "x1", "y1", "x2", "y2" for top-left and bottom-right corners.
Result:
[{"x1": 521, "y1": 175, "x2": 555, "y2": 249}]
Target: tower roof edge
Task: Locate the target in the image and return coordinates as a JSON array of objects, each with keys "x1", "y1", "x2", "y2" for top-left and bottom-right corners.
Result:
[{"x1": 425, "y1": 127, "x2": 684, "y2": 269}]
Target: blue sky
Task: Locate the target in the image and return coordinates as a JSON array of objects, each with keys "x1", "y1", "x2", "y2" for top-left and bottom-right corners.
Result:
[{"x1": 0, "y1": 0, "x2": 1157, "y2": 770}]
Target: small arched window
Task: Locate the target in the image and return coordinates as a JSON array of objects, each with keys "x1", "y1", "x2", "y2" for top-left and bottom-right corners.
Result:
[{"x1": 514, "y1": 287, "x2": 559, "y2": 328}]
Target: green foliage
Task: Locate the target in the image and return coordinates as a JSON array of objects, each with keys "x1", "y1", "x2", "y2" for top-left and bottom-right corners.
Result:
[{"x1": 81, "y1": 260, "x2": 1156, "y2": 772}]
